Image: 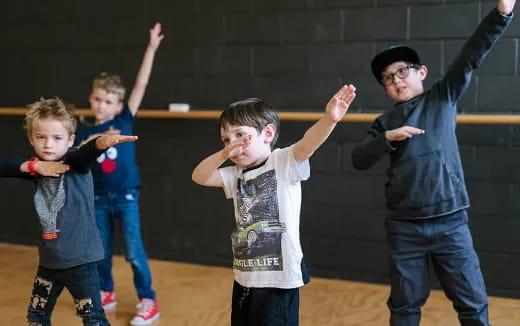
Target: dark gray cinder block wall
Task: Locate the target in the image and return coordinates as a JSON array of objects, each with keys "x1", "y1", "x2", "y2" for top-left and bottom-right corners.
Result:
[{"x1": 0, "y1": 0, "x2": 519, "y2": 298}]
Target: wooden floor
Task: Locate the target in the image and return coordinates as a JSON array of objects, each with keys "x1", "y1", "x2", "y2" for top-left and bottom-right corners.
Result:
[{"x1": 1, "y1": 243, "x2": 519, "y2": 325}]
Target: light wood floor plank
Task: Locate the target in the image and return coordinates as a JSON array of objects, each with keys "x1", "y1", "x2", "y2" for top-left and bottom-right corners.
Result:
[{"x1": 1, "y1": 243, "x2": 519, "y2": 325}]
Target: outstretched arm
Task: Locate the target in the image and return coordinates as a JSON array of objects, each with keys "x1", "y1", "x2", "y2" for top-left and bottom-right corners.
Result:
[
  {"x1": 192, "y1": 136, "x2": 251, "y2": 187},
  {"x1": 292, "y1": 84, "x2": 356, "y2": 163},
  {"x1": 77, "y1": 127, "x2": 121, "y2": 147},
  {"x1": 127, "y1": 22, "x2": 165, "y2": 116},
  {"x1": 67, "y1": 135, "x2": 138, "y2": 173}
]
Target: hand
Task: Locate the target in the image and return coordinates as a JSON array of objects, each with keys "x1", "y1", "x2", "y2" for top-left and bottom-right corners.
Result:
[
  {"x1": 385, "y1": 126, "x2": 425, "y2": 142},
  {"x1": 148, "y1": 22, "x2": 164, "y2": 50},
  {"x1": 498, "y1": 0, "x2": 516, "y2": 15},
  {"x1": 224, "y1": 135, "x2": 252, "y2": 159},
  {"x1": 325, "y1": 84, "x2": 357, "y2": 123},
  {"x1": 96, "y1": 135, "x2": 139, "y2": 150},
  {"x1": 35, "y1": 161, "x2": 70, "y2": 177}
]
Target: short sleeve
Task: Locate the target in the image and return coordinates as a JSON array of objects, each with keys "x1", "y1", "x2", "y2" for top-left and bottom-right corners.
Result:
[
  {"x1": 272, "y1": 146, "x2": 310, "y2": 184},
  {"x1": 117, "y1": 105, "x2": 135, "y2": 122},
  {"x1": 219, "y1": 165, "x2": 239, "y2": 199}
]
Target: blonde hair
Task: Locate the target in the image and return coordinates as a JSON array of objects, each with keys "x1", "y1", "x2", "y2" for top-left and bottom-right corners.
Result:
[
  {"x1": 24, "y1": 97, "x2": 77, "y2": 135},
  {"x1": 92, "y1": 72, "x2": 126, "y2": 102}
]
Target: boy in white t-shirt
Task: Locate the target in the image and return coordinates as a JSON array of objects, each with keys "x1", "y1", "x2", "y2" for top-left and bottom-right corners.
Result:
[{"x1": 192, "y1": 84, "x2": 356, "y2": 325}]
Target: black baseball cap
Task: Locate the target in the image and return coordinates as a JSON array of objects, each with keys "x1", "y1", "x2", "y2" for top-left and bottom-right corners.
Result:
[{"x1": 371, "y1": 46, "x2": 421, "y2": 84}]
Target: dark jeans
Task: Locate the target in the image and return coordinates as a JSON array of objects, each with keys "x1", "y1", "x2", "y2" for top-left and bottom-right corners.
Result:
[
  {"x1": 27, "y1": 262, "x2": 110, "y2": 326},
  {"x1": 94, "y1": 188, "x2": 155, "y2": 299},
  {"x1": 385, "y1": 210, "x2": 489, "y2": 326},
  {"x1": 231, "y1": 281, "x2": 300, "y2": 326}
]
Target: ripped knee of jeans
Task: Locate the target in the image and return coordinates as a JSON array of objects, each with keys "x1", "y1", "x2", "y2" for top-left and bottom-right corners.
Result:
[
  {"x1": 74, "y1": 297, "x2": 95, "y2": 317},
  {"x1": 30, "y1": 276, "x2": 53, "y2": 311}
]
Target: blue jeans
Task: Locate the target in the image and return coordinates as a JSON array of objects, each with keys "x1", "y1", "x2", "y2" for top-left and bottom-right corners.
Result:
[
  {"x1": 94, "y1": 188, "x2": 155, "y2": 299},
  {"x1": 385, "y1": 210, "x2": 489, "y2": 326},
  {"x1": 27, "y1": 263, "x2": 110, "y2": 326}
]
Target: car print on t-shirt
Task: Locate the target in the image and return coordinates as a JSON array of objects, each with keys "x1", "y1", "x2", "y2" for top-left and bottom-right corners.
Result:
[{"x1": 232, "y1": 169, "x2": 285, "y2": 272}]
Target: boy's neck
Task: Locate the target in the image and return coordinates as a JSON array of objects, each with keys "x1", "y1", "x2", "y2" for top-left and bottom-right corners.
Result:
[
  {"x1": 243, "y1": 156, "x2": 269, "y2": 173},
  {"x1": 95, "y1": 117, "x2": 112, "y2": 125}
]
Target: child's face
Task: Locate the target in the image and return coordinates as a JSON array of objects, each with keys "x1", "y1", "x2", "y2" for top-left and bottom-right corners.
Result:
[
  {"x1": 382, "y1": 61, "x2": 427, "y2": 103},
  {"x1": 89, "y1": 87, "x2": 123, "y2": 124},
  {"x1": 220, "y1": 124, "x2": 274, "y2": 168},
  {"x1": 28, "y1": 118, "x2": 75, "y2": 161}
]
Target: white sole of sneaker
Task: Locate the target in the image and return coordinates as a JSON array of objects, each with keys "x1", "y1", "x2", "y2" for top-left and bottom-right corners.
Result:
[
  {"x1": 130, "y1": 312, "x2": 160, "y2": 326},
  {"x1": 102, "y1": 301, "x2": 117, "y2": 310}
]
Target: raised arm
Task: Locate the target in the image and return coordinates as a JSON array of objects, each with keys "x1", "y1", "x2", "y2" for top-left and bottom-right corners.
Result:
[
  {"x1": 127, "y1": 22, "x2": 164, "y2": 115},
  {"x1": 292, "y1": 85, "x2": 356, "y2": 163},
  {"x1": 192, "y1": 136, "x2": 251, "y2": 187},
  {"x1": 443, "y1": 0, "x2": 514, "y2": 103}
]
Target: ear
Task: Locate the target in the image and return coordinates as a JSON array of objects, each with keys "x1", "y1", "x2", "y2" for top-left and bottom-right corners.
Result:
[
  {"x1": 417, "y1": 65, "x2": 428, "y2": 81},
  {"x1": 68, "y1": 134, "x2": 75, "y2": 148},
  {"x1": 117, "y1": 101, "x2": 124, "y2": 113},
  {"x1": 263, "y1": 124, "x2": 276, "y2": 145}
]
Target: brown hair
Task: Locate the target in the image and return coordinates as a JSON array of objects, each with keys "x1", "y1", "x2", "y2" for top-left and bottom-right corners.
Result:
[
  {"x1": 24, "y1": 97, "x2": 77, "y2": 135},
  {"x1": 218, "y1": 98, "x2": 280, "y2": 149}
]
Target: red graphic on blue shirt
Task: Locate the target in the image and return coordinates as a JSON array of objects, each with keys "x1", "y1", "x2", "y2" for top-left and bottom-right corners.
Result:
[{"x1": 97, "y1": 147, "x2": 118, "y2": 174}]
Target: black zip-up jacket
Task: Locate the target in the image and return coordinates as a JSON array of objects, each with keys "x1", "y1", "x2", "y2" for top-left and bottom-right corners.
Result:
[{"x1": 351, "y1": 8, "x2": 512, "y2": 219}]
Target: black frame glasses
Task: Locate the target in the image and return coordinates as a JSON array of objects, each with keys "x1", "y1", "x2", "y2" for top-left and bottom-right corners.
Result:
[{"x1": 381, "y1": 64, "x2": 420, "y2": 86}]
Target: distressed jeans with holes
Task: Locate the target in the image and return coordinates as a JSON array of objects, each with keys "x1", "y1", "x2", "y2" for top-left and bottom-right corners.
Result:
[
  {"x1": 94, "y1": 188, "x2": 155, "y2": 299},
  {"x1": 27, "y1": 263, "x2": 110, "y2": 326}
]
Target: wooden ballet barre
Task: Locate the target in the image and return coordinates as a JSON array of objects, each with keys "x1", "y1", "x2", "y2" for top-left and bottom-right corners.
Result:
[{"x1": 1, "y1": 107, "x2": 520, "y2": 124}]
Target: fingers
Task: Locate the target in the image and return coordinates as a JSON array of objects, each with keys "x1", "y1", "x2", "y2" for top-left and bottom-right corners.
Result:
[
  {"x1": 115, "y1": 135, "x2": 138, "y2": 144},
  {"x1": 227, "y1": 135, "x2": 251, "y2": 157},
  {"x1": 230, "y1": 135, "x2": 251, "y2": 149},
  {"x1": 150, "y1": 22, "x2": 164, "y2": 41},
  {"x1": 39, "y1": 162, "x2": 70, "y2": 177},
  {"x1": 387, "y1": 126, "x2": 425, "y2": 142},
  {"x1": 335, "y1": 84, "x2": 357, "y2": 106},
  {"x1": 56, "y1": 165, "x2": 70, "y2": 173},
  {"x1": 402, "y1": 126, "x2": 425, "y2": 135}
]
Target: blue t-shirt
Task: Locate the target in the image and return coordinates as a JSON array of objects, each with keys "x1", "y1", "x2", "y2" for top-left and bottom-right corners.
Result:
[{"x1": 75, "y1": 105, "x2": 141, "y2": 194}]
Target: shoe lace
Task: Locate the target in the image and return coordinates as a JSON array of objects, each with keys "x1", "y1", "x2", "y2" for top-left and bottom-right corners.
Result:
[{"x1": 136, "y1": 300, "x2": 155, "y2": 318}]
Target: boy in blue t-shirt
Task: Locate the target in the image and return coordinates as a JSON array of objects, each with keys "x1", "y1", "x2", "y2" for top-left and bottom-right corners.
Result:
[{"x1": 75, "y1": 23, "x2": 163, "y2": 326}]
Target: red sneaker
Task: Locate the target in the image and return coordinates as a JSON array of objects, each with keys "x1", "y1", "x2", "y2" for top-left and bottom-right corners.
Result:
[
  {"x1": 130, "y1": 298, "x2": 160, "y2": 325},
  {"x1": 100, "y1": 290, "x2": 117, "y2": 310}
]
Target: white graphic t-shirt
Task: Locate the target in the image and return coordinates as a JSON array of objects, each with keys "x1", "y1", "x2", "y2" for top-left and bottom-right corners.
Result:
[{"x1": 220, "y1": 146, "x2": 310, "y2": 289}]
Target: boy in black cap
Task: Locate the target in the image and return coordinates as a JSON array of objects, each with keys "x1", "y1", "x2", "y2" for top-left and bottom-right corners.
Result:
[{"x1": 352, "y1": 0, "x2": 515, "y2": 325}]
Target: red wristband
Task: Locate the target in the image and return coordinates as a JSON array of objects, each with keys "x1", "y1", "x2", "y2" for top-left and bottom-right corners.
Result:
[{"x1": 28, "y1": 157, "x2": 39, "y2": 176}]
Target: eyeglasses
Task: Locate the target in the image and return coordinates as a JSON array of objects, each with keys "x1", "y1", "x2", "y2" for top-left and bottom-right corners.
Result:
[{"x1": 381, "y1": 64, "x2": 419, "y2": 86}]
